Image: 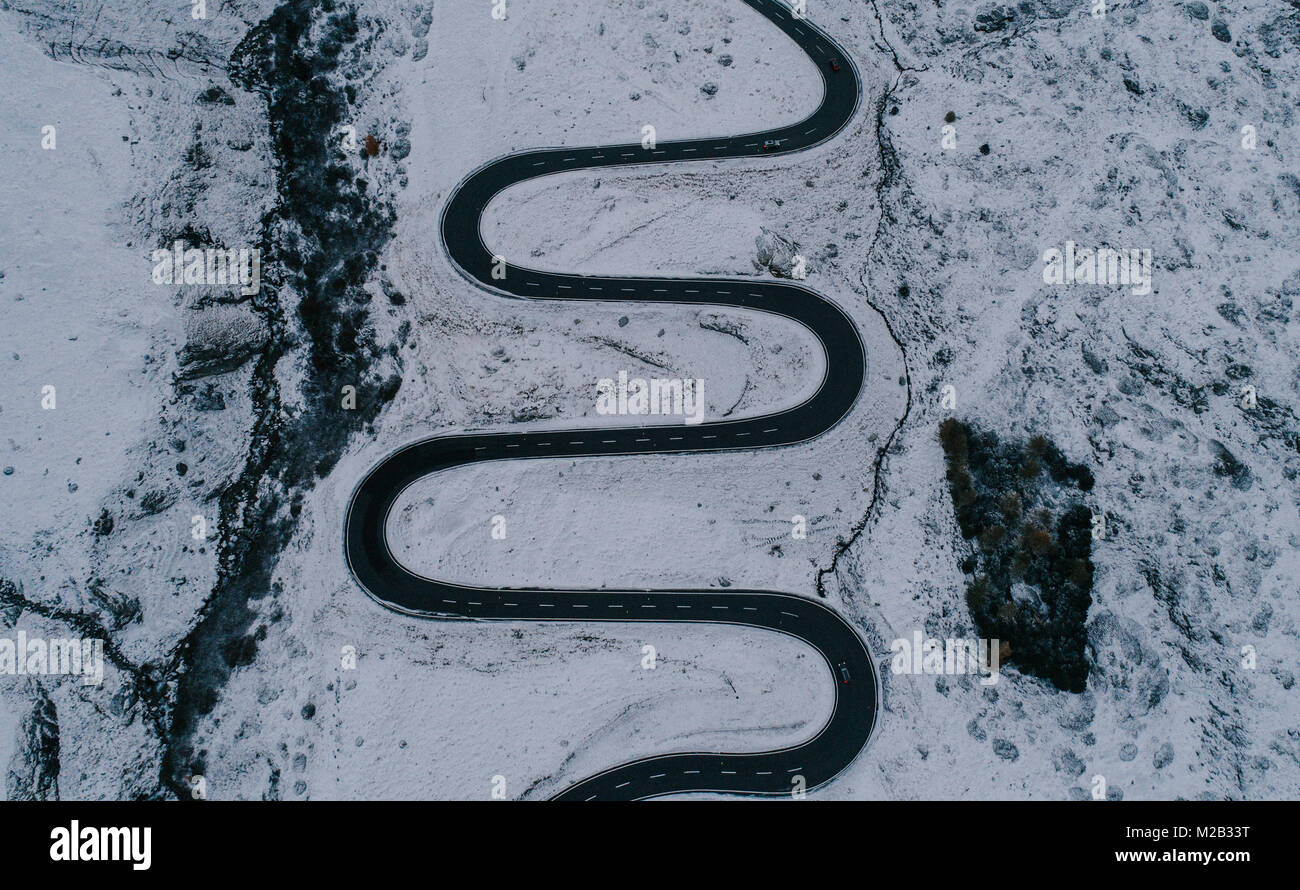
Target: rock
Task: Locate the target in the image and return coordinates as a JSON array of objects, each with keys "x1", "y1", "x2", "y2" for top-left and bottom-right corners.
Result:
[
  {"x1": 1153, "y1": 741, "x2": 1175, "y2": 769},
  {"x1": 1181, "y1": 104, "x2": 1210, "y2": 129},
  {"x1": 412, "y1": 7, "x2": 432, "y2": 39},
  {"x1": 974, "y1": 5, "x2": 1017, "y2": 32},
  {"x1": 993, "y1": 738, "x2": 1020, "y2": 761},
  {"x1": 1081, "y1": 343, "x2": 1108, "y2": 374},
  {"x1": 138, "y1": 488, "x2": 175, "y2": 517},
  {"x1": 178, "y1": 304, "x2": 269, "y2": 381},
  {"x1": 1251, "y1": 604, "x2": 1273, "y2": 634},
  {"x1": 1210, "y1": 440, "x2": 1253, "y2": 490},
  {"x1": 700, "y1": 82, "x2": 718, "y2": 96},
  {"x1": 1211, "y1": 19, "x2": 1232, "y2": 42},
  {"x1": 93, "y1": 509, "x2": 115, "y2": 536},
  {"x1": 1054, "y1": 747, "x2": 1086, "y2": 776},
  {"x1": 754, "y1": 227, "x2": 805, "y2": 278},
  {"x1": 193, "y1": 383, "x2": 226, "y2": 411},
  {"x1": 1185, "y1": 2, "x2": 1209, "y2": 20}
]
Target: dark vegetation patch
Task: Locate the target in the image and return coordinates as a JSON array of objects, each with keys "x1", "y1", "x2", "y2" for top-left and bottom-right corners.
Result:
[
  {"x1": 197, "y1": 85, "x2": 236, "y2": 105},
  {"x1": 939, "y1": 419, "x2": 1095, "y2": 692},
  {"x1": 228, "y1": 0, "x2": 401, "y2": 479},
  {"x1": 162, "y1": 0, "x2": 402, "y2": 795}
]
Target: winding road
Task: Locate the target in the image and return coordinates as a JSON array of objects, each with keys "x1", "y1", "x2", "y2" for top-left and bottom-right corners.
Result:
[{"x1": 345, "y1": 0, "x2": 877, "y2": 799}]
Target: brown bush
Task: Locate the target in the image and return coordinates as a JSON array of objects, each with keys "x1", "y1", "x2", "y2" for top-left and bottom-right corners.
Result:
[
  {"x1": 1024, "y1": 527, "x2": 1054, "y2": 555},
  {"x1": 978, "y1": 525, "x2": 1006, "y2": 549},
  {"x1": 947, "y1": 465, "x2": 975, "y2": 508},
  {"x1": 938, "y1": 417, "x2": 968, "y2": 458}
]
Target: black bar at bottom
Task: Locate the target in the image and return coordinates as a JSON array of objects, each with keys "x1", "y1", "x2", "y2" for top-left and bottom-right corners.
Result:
[{"x1": 0, "y1": 800, "x2": 1285, "y2": 877}]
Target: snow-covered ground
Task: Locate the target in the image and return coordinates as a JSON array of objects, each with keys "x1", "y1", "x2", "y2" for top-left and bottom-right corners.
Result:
[{"x1": 0, "y1": 0, "x2": 1295, "y2": 801}]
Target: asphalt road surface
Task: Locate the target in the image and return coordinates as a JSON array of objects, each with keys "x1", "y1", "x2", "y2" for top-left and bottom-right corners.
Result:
[{"x1": 345, "y1": 0, "x2": 877, "y2": 800}]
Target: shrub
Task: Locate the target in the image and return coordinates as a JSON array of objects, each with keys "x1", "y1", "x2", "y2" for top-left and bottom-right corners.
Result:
[{"x1": 938, "y1": 420, "x2": 1095, "y2": 692}]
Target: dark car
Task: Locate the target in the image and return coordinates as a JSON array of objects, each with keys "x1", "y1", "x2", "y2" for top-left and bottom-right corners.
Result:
[
  {"x1": 838, "y1": 662, "x2": 851, "y2": 684},
  {"x1": 828, "y1": 58, "x2": 841, "y2": 73},
  {"x1": 760, "y1": 139, "x2": 782, "y2": 152}
]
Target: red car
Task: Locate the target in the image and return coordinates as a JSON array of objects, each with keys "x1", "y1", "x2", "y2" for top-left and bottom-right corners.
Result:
[{"x1": 828, "y1": 58, "x2": 841, "y2": 73}]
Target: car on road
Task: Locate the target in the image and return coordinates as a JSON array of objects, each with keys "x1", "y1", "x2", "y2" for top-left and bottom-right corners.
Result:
[
  {"x1": 760, "y1": 139, "x2": 782, "y2": 152},
  {"x1": 838, "y1": 662, "x2": 851, "y2": 684},
  {"x1": 828, "y1": 58, "x2": 842, "y2": 73}
]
